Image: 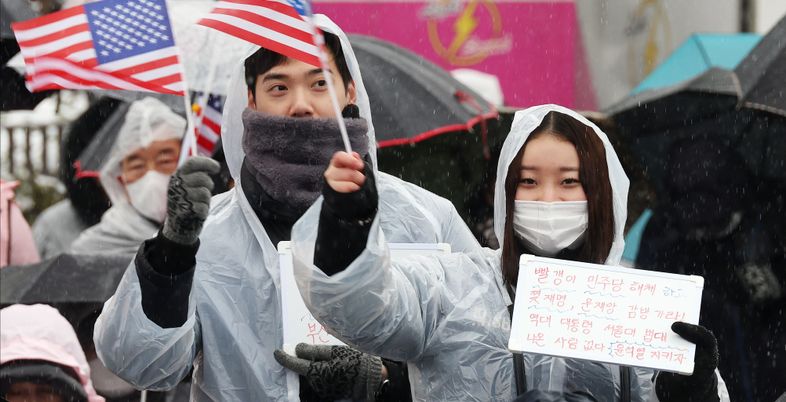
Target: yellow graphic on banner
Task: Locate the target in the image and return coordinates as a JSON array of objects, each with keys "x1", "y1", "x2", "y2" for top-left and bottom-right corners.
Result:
[
  {"x1": 426, "y1": 0, "x2": 511, "y2": 67},
  {"x1": 626, "y1": 0, "x2": 673, "y2": 86}
]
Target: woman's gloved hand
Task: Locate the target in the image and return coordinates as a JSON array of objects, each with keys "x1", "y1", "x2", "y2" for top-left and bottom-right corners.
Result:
[
  {"x1": 274, "y1": 343, "x2": 384, "y2": 401},
  {"x1": 162, "y1": 156, "x2": 220, "y2": 245},
  {"x1": 655, "y1": 322, "x2": 720, "y2": 402}
]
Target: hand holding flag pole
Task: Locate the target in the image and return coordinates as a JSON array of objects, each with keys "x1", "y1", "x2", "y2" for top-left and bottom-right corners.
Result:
[{"x1": 177, "y1": 82, "x2": 199, "y2": 166}]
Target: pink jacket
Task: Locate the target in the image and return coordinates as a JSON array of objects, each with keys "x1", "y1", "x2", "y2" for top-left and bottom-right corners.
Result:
[
  {"x1": 0, "y1": 180, "x2": 40, "y2": 267},
  {"x1": 0, "y1": 304, "x2": 104, "y2": 402}
]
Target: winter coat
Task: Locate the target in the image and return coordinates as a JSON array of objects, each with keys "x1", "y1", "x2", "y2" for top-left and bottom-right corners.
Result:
[{"x1": 33, "y1": 199, "x2": 90, "y2": 259}]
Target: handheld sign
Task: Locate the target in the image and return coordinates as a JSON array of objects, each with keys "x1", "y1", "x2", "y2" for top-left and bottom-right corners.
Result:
[
  {"x1": 278, "y1": 242, "x2": 450, "y2": 401},
  {"x1": 508, "y1": 255, "x2": 704, "y2": 374}
]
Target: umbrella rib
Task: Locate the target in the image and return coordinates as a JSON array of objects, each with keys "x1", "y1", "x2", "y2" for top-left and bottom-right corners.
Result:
[
  {"x1": 742, "y1": 101, "x2": 786, "y2": 118},
  {"x1": 695, "y1": 36, "x2": 713, "y2": 68}
]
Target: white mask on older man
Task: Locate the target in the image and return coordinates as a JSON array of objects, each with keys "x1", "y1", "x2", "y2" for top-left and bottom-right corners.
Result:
[{"x1": 126, "y1": 170, "x2": 170, "y2": 223}]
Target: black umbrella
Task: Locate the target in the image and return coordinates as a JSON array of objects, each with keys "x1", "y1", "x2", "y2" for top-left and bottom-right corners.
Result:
[
  {"x1": 607, "y1": 66, "x2": 786, "y2": 186},
  {"x1": 607, "y1": 16, "x2": 786, "y2": 182},
  {"x1": 348, "y1": 34, "x2": 497, "y2": 147},
  {"x1": 734, "y1": 15, "x2": 786, "y2": 117},
  {"x1": 607, "y1": 69, "x2": 739, "y2": 184},
  {"x1": 347, "y1": 34, "x2": 502, "y2": 232},
  {"x1": 1, "y1": 253, "x2": 132, "y2": 305}
]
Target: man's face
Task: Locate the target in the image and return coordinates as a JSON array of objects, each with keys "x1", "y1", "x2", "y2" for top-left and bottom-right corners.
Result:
[
  {"x1": 247, "y1": 56, "x2": 356, "y2": 118},
  {"x1": 120, "y1": 138, "x2": 181, "y2": 185}
]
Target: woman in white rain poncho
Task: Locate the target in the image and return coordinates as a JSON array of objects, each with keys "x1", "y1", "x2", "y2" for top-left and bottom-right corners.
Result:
[
  {"x1": 71, "y1": 97, "x2": 185, "y2": 255},
  {"x1": 291, "y1": 104, "x2": 730, "y2": 401},
  {"x1": 93, "y1": 15, "x2": 480, "y2": 401}
]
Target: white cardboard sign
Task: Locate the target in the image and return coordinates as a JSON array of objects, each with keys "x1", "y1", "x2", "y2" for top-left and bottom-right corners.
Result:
[
  {"x1": 278, "y1": 242, "x2": 450, "y2": 401},
  {"x1": 508, "y1": 254, "x2": 704, "y2": 374}
]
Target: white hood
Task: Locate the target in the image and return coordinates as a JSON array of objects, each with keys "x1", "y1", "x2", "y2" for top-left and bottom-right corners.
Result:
[
  {"x1": 99, "y1": 97, "x2": 185, "y2": 206},
  {"x1": 493, "y1": 104, "x2": 629, "y2": 264},
  {"x1": 221, "y1": 14, "x2": 377, "y2": 180}
]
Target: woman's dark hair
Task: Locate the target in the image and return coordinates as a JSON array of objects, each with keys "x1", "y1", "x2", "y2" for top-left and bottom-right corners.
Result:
[
  {"x1": 501, "y1": 111, "x2": 615, "y2": 286},
  {"x1": 61, "y1": 97, "x2": 117, "y2": 226},
  {"x1": 244, "y1": 32, "x2": 352, "y2": 97}
]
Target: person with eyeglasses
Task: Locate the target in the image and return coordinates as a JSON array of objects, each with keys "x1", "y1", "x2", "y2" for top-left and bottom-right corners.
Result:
[{"x1": 71, "y1": 97, "x2": 185, "y2": 256}]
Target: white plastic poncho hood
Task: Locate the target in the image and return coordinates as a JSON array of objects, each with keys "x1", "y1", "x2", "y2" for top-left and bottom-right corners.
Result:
[
  {"x1": 221, "y1": 15, "x2": 378, "y2": 180},
  {"x1": 1, "y1": 304, "x2": 104, "y2": 402},
  {"x1": 99, "y1": 96, "x2": 186, "y2": 206},
  {"x1": 70, "y1": 97, "x2": 185, "y2": 255},
  {"x1": 493, "y1": 104, "x2": 630, "y2": 264}
]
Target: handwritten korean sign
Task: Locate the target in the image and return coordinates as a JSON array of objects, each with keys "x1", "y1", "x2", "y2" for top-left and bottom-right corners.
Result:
[{"x1": 508, "y1": 254, "x2": 704, "y2": 374}]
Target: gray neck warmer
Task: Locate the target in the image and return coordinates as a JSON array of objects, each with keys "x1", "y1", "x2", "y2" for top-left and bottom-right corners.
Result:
[{"x1": 241, "y1": 108, "x2": 370, "y2": 213}]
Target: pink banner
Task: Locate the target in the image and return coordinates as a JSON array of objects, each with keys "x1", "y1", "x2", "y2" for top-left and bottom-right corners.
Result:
[{"x1": 314, "y1": 0, "x2": 590, "y2": 108}]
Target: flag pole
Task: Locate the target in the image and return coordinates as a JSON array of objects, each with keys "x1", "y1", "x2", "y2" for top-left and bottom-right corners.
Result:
[
  {"x1": 308, "y1": 19, "x2": 353, "y2": 154},
  {"x1": 174, "y1": 50, "x2": 198, "y2": 165},
  {"x1": 194, "y1": 53, "x2": 220, "y2": 140}
]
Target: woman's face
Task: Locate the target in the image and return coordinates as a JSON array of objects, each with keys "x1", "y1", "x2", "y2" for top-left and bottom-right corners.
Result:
[{"x1": 515, "y1": 134, "x2": 587, "y2": 202}]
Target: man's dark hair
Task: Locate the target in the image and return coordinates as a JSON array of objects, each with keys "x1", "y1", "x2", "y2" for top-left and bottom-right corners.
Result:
[{"x1": 244, "y1": 32, "x2": 352, "y2": 97}]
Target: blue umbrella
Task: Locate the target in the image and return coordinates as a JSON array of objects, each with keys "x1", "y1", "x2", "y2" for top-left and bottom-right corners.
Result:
[{"x1": 632, "y1": 33, "x2": 761, "y2": 94}]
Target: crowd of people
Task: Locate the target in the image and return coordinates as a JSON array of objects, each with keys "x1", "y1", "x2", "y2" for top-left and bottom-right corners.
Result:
[{"x1": 2, "y1": 11, "x2": 784, "y2": 402}]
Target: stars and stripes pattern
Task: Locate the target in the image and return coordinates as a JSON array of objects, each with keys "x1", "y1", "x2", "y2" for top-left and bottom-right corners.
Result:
[
  {"x1": 285, "y1": 0, "x2": 312, "y2": 17},
  {"x1": 198, "y1": 0, "x2": 320, "y2": 67},
  {"x1": 191, "y1": 92, "x2": 225, "y2": 156},
  {"x1": 11, "y1": 0, "x2": 185, "y2": 95}
]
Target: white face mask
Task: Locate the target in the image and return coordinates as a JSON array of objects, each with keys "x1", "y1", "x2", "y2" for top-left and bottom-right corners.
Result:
[
  {"x1": 513, "y1": 200, "x2": 588, "y2": 257},
  {"x1": 125, "y1": 170, "x2": 170, "y2": 223}
]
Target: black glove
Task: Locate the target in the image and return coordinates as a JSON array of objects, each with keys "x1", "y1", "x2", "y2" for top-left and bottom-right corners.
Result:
[
  {"x1": 656, "y1": 322, "x2": 720, "y2": 402},
  {"x1": 274, "y1": 344, "x2": 383, "y2": 401},
  {"x1": 315, "y1": 161, "x2": 378, "y2": 276},
  {"x1": 322, "y1": 161, "x2": 377, "y2": 223},
  {"x1": 161, "y1": 156, "x2": 220, "y2": 245}
]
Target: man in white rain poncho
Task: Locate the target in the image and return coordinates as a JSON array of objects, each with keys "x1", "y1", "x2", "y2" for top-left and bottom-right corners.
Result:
[
  {"x1": 93, "y1": 15, "x2": 480, "y2": 401},
  {"x1": 70, "y1": 97, "x2": 185, "y2": 256},
  {"x1": 290, "y1": 104, "x2": 731, "y2": 401}
]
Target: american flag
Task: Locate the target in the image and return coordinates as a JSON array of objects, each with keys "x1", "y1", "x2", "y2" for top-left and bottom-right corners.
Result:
[
  {"x1": 12, "y1": 0, "x2": 185, "y2": 95},
  {"x1": 191, "y1": 92, "x2": 225, "y2": 156},
  {"x1": 285, "y1": 0, "x2": 312, "y2": 17},
  {"x1": 198, "y1": 0, "x2": 320, "y2": 67}
]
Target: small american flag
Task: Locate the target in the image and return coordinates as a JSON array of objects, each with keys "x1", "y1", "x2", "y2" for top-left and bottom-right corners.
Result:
[
  {"x1": 12, "y1": 0, "x2": 185, "y2": 95},
  {"x1": 191, "y1": 92, "x2": 225, "y2": 156},
  {"x1": 198, "y1": 0, "x2": 320, "y2": 67},
  {"x1": 285, "y1": 0, "x2": 312, "y2": 17}
]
